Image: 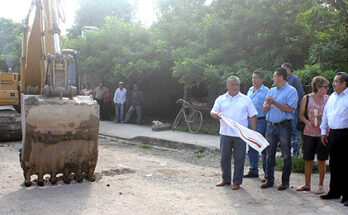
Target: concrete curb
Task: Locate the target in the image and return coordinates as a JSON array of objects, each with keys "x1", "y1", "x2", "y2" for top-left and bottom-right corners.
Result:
[{"x1": 99, "y1": 132, "x2": 219, "y2": 153}]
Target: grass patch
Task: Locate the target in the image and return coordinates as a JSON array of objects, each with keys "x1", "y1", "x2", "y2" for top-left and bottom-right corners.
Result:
[
  {"x1": 196, "y1": 146, "x2": 205, "y2": 153},
  {"x1": 99, "y1": 136, "x2": 107, "y2": 139},
  {"x1": 110, "y1": 139, "x2": 118, "y2": 142},
  {"x1": 274, "y1": 156, "x2": 329, "y2": 173},
  {"x1": 122, "y1": 141, "x2": 136, "y2": 146},
  {"x1": 139, "y1": 144, "x2": 151, "y2": 149},
  {"x1": 193, "y1": 153, "x2": 205, "y2": 158}
]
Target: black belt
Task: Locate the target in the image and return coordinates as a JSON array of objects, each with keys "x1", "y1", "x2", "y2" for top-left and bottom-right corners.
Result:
[
  {"x1": 269, "y1": 120, "x2": 291, "y2": 127},
  {"x1": 257, "y1": 117, "x2": 265, "y2": 120}
]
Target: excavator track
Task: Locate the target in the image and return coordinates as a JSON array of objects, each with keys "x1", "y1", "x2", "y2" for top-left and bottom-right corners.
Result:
[{"x1": 0, "y1": 109, "x2": 22, "y2": 142}]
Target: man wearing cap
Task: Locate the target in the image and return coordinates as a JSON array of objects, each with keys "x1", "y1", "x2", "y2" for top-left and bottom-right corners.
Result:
[{"x1": 113, "y1": 82, "x2": 127, "y2": 123}]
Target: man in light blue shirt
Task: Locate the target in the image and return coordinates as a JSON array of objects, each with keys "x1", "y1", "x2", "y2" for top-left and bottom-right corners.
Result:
[
  {"x1": 244, "y1": 71, "x2": 269, "y2": 181},
  {"x1": 261, "y1": 67, "x2": 298, "y2": 191}
]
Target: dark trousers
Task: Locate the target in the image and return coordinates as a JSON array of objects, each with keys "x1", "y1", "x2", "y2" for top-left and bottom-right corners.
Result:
[
  {"x1": 103, "y1": 101, "x2": 112, "y2": 120},
  {"x1": 96, "y1": 99, "x2": 104, "y2": 120},
  {"x1": 327, "y1": 128, "x2": 348, "y2": 199},
  {"x1": 220, "y1": 135, "x2": 246, "y2": 185},
  {"x1": 265, "y1": 120, "x2": 292, "y2": 183},
  {"x1": 124, "y1": 105, "x2": 142, "y2": 124}
]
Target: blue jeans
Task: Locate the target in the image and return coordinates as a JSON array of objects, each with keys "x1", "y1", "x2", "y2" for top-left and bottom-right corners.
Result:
[
  {"x1": 124, "y1": 105, "x2": 142, "y2": 124},
  {"x1": 291, "y1": 109, "x2": 301, "y2": 156},
  {"x1": 115, "y1": 103, "x2": 125, "y2": 122},
  {"x1": 247, "y1": 118, "x2": 268, "y2": 176},
  {"x1": 265, "y1": 120, "x2": 292, "y2": 183},
  {"x1": 220, "y1": 135, "x2": 246, "y2": 185}
]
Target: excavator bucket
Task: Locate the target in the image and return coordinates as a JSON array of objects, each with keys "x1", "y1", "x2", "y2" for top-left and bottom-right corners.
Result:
[{"x1": 19, "y1": 95, "x2": 99, "y2": 187}]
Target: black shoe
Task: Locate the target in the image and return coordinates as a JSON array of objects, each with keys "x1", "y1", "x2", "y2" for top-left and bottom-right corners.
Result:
[
  {"x1": 320, "y1": 194, "x2": 341, "y2": 200},
  {"x1": 344, "y1": 200, "x2": 348, "y2": 207},
  {"x1": 341, "y1": 197, "x2": 347, "y2": 203},
  {"x1": 243, "y1": 171, "x2": 259, "y2": 178}
]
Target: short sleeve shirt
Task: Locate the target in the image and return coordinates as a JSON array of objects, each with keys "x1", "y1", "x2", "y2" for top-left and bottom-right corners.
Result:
[
  {"x1": 212, "y1": 92, "x2": 258, "y2": 137},
  {"x1": 247, "y1": 85, "x2": 269, "y2": 118},
  {"x1": 265, "y1": 83, "x2": 298, "y2": 123}
]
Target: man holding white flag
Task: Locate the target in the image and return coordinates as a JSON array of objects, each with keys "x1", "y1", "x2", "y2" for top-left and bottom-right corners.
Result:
[{"x1": 211, "y1": 76, "x2": 258, "y2": 190}]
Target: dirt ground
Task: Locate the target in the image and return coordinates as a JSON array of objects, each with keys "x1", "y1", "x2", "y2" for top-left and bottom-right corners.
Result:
[{"x1": 0, "y1": 138, "x2": 346, "y2": 215}]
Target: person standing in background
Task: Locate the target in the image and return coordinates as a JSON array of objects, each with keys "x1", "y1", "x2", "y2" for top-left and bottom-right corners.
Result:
[
  {"x1": 281, "y1": 63, "x2": 304, "y2": 157},
  {"x1": 124, "y1": 84, "x2": 143, "y2": 125},
  {"x1": 103, "y1": 88, "x2": 113, "y2": 121},
  {"x1": 94, "y1": 82, "x2": 108, "y2": 120},
  {"x1": 84, "y1": 83, "x2": 93, "y2": 96},
  {"x1": 244, "y1": 71, "x2": 269, "y2": 182},
  {"x1": 113, "y1": 82, "x2": 127, "y2": 123}
]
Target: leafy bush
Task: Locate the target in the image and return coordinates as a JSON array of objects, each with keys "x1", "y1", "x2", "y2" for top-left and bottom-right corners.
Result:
[
  {"x1": 274, "y1": 156, "x2": 329, "y2": 173},
  {"x1": 294, "y1": 64, "x2": 336, "y2": 93}
]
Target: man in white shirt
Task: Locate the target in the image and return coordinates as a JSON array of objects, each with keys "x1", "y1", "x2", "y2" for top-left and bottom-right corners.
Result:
[
  {"x1": 211, "y1": 76, "x2": 257, "y2": 190},
  {"x1": 320, "y1": 72, "x2": 348, "y2": 206},
  {"x1": 113, "y1": 82, "x2": 127, "y2": 123}
]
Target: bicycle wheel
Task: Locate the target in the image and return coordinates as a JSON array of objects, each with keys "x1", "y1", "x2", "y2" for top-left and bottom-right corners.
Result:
[
  {"x1": 172, "y1": 110, "x2": 183, "y2": 130},
  {"x1": 187, "y1": 110, "x2": 203, "y2": 134}
]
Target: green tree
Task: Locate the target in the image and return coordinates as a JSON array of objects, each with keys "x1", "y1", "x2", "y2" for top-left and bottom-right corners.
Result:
[
  {"x1": 67, "y1": 0, "x2": 136, "y2": 38},
  {"x1": 0, "y1": 18, "x2": 21, "y2": 72}
]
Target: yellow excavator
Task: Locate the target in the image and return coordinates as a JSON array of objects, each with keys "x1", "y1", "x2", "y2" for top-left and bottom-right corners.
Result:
[
  {"x1": 15, "y1": 0, "x2": 99, "y2": 187},
  {"x1": 0, "y1": 70, "x2": 21, "y2": 141}
]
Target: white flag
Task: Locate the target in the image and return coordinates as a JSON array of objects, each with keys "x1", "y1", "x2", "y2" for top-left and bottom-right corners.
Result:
[{"x1": 221, "y1": 115, "x2": 269, "y2": 153}]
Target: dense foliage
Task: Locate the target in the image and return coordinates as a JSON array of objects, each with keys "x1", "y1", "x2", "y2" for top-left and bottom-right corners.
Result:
[
  {"x1": 0, "y1": 18, "x2": 21, "y2": 72},
  {"x1": 1, "y1": 0, "x2": 347, "y2": 117}
]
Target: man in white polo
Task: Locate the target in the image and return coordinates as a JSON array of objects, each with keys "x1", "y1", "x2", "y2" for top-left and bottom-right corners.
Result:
[
  {"x1": 113, "y1": 82, "x2": 127, "y2": 122},
  {"x1": 320, "y1": 72, "x2": 348, "y2": 206},
  {"x1": 211, "y1": 76, "x2": 257, "y2": 190}
]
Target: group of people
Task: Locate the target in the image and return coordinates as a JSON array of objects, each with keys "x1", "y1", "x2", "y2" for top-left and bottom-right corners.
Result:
[
  {"x1": 79, "y1": 82, "x2": 143, "y2": 124},
  {"x1": 210, "y1": 63, "x2": 348, "y2": 207}
]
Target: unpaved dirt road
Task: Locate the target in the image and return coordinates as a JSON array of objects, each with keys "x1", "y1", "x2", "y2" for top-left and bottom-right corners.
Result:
[{"x1": 0, "y1": 138, "x2": 346, "y2": 215}]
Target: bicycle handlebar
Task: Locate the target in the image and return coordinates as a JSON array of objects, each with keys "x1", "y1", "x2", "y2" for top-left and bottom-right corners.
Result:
[{"x1": 176, "y1": 98, "x2": 190, "y2": 105}]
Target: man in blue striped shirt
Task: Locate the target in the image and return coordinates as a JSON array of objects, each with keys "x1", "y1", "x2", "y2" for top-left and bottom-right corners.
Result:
[
  {"x1": 244, "y1": 71, "x2": 269, "y2": 181},
  {"x1": 261, "y1": 67, "x2": 298, "y2": 191}
]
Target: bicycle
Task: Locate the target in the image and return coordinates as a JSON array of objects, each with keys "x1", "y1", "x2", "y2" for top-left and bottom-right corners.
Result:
[{"x1": 172, "y1": 99, "x2": 203, "y2": 134}]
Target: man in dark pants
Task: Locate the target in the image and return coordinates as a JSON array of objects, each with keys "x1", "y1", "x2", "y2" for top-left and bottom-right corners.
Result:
[
  {"x1": 281, "y1": 63, "x2": 304, "y2": 157},
  {"x1": 124, "y1": 84, "x2": 143, "y2": 125},
  {"x1": 261, "y1": 67, "x2": 298, "y2": 191},
  {"x1": 211, "y1": 76, "x2": 258, "y2": 190},
  {"x1": 244, "y1": 71, "x2": 269, "y2": 181},
  {"x1": 94, "y1": 82, "x2": 107, "y2": 120},
  {"x1": 320, "y1": 72, "x2": 348, "y2": 206}
]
